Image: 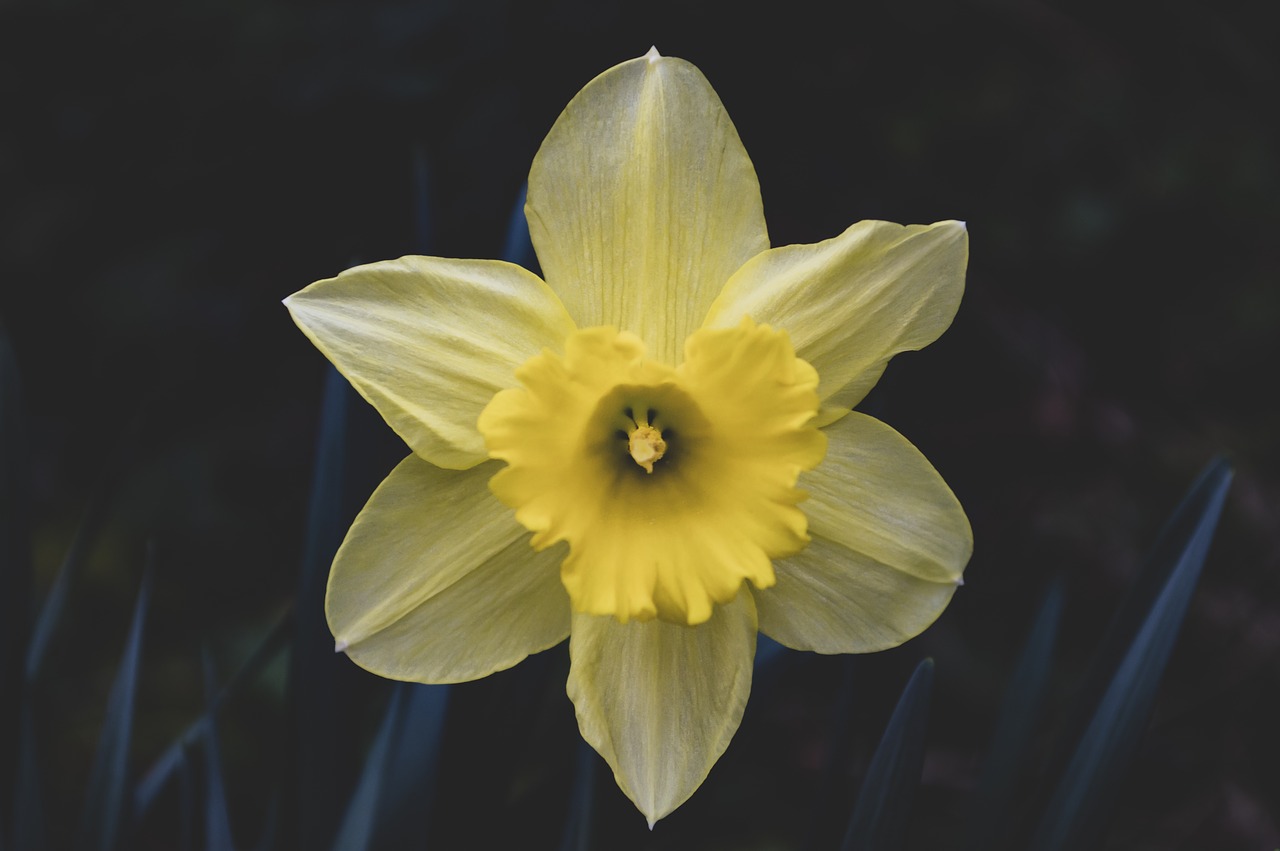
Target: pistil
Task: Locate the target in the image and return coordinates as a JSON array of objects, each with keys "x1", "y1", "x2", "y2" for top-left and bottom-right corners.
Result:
[{"x1": 628, "y1": 425, "x2": 667, "y2": 473}]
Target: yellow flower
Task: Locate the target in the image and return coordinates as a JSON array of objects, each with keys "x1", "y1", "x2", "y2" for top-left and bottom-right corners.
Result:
[{"x1": 284, "y1": 48, "x2": 971, "y2": 825}]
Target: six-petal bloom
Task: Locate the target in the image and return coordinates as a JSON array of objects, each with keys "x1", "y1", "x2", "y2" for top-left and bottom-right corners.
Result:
[{"x1": 284, "y1": 48, "x2": 972, "y2": 825}]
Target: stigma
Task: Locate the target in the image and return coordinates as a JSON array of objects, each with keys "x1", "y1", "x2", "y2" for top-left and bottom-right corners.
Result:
[{"x1": 628, "y1": 425, "x2": 667, "y2": 473}]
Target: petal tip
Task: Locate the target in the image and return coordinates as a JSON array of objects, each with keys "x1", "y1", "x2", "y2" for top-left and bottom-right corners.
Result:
[
  {"x1": 646, "y1": 816, "x2": 657, "y2": 830},
  {"x1": 334, "y1": 639, "x2": 349, "y2": 654},
  {"x1": 645, "y1": 45, "x2": 661, "y2": 63}
]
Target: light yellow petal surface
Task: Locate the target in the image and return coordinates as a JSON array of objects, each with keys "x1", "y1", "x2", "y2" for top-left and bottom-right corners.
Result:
[
  {"x1": 756, "y1": 412, "x2": 971, "y2": 653},
  {"x1": 285, "y1": 256, "x2": 576, "y2": 469},
  {"x1": 326, "y1": 455, "x2": 570, "y2": 683},
  {"x1": 704, "y1": 220, "x2": 967, "y2": 411},
  {"x1": 758, "y1": 535, "x2": 960, "y2": 654},
  {"x1": 567, "y1": 589, "x2": 757, "y2": 825},
  {"x1": 526, "y1": 49, "x2": 769, "y2": 365}
]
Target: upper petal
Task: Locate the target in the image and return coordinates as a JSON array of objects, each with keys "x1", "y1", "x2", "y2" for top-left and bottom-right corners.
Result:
[
  {"x1": 567, "y1": 589, "x2": 757, "y2": 825},
  {"x1": 285, "y1": 256, "x2": 576, "y2": 469},
  {"x1": 756, "y1": 412, "x2": 970, "y2": 653},
  {"x1": 526, "y1": 48, "x2": 769, "y2": 365},
  {"x1": 327, "y1": 455, "x2": 570, "y2": 683},
  {"x1": 704, "y1": 220, "x2": 968, "y2": 411}
]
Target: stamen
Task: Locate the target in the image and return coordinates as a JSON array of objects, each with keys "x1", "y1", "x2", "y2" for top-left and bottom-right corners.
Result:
[{"x1": 627, "y1": 425, "x2": 667, "y2": 473}]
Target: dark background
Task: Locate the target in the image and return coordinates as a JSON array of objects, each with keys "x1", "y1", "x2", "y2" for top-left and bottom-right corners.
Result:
[{"x1": 2, "y1": 0, "x2": 1278, "y2": 848}]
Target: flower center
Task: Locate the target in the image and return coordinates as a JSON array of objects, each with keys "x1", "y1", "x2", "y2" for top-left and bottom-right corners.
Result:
[
  {"x1": 477, "y1": 319, "x2": 826, "y2": 625},
  {"x1": 627, "y1": 423, "x2": 666, "y2": 473}
]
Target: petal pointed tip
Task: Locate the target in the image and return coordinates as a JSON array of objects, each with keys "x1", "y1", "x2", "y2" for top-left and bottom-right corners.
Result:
[
  {"x1": 645, "y1": 45, "x2": 661, "y2": 63},
  {"x1": 646, "y1": 816, "x2": 657, "y2": 830},
  {"x1": 334, "y1": 639, "x2": 348, "y2": 654}
]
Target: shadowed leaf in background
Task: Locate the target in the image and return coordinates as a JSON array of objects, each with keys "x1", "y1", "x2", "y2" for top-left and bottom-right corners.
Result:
[
  {"x1": 76, "y1": 557, "x2": 152, "y2": 851},
  {"x1": 840, "y1": 657, "x2": 934, "y2": 851},
  {"x1": 329, "y1": 682, "x2": 449, "y2": 851},
  {"x1": 285, "y1": 363, "x2": 350, "y2": 849},
  {"x1": 132, "y1": 610, "x2": 292, "y2": 823},
  {"x1": 201, "y1": 645, "x2": 236, "y2": 851},
  {"x1": 557, "y1": 738, "x2": 599, "y2": 851},
  {"x1": 7, "y1": 330, "x2": 119, "y2": 850},
  {"x1": 961, "y1": 579, "x2": 1064, "y2": 851},
  {"x1": 1028, "y1": 458, "x2": 1233, "y2": 851},
  {"x1": 502, "y1": 183, "x2": 537, "y2": 273},
  {"x1": 330, "y1": 685, "x2": 408, "y2": 851}
]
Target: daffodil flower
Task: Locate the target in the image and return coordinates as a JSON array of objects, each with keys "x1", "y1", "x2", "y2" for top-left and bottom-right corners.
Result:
[{"x1": 285, "y1": 48, "x2": 971, "y2": 825}]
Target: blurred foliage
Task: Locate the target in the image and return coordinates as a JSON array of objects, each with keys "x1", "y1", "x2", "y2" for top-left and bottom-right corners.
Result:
[{"x1": 1, "y1": 0, "x2": 1278, "y2": 848}]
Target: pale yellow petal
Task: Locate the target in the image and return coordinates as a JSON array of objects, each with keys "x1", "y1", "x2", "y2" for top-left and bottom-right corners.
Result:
[
  {"x1": 285, "y1": 256, "x2": 576, "y2": 470},
  {"x1": 756, "y1": 412, "x2": 970, "y2": 653},
  {"x1": 704, "y1": 220, "x2": 967, "y2": 410},
  {"x1": 757, "y1": 534, "x2": 959, "y2": 654},
  {"x1": 326, "y1": 455, "x2": 570, "y2": 683},
  {"x1": 752, "y1": 412, "x2": 962, "y2": 650},
  {"x1": 526, "y1": 49, "x2": 768, "y2": 365},
  {"x1": 803, "y1": 412, "x2": 970, "y2": 584},
  {"x1": 567, "y1": 589, "x2": 757, "y2": 825}
]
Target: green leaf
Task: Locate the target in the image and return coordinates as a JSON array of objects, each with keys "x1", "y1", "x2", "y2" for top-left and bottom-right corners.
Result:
[
  {"x1": 1029, "y1": 459, "x2": 1233, "y2": 851},
  {"x1": 285, "y1": 365, "x2": 350, "y2": 849},
  {"x1": 557, "y1": 739, "x2": 598, "y2": 851},
  {"x1": 329, "y1": 685, "x2": 404, "y2": 851},
  {"x1": 961, "y1": 580, "x2": 1063, "y2": 851},
  {"x1": 840, "y1": 657, "x2": 934, "y2": 851},
  {"x1": 328, "y1": 682, "x2": 449, "y2": 851},
  {"x1": 200, "y1": 646, "x2": 235, "y2": 851},
  {"x1": 176, "y1": 744, "x2": 195, "y2": 851},
  {"x1": 371, "y1": 684, "x2": 449, "y2": 847},
  {"x1": 502, "y1": 183, "x2": 537, "y2": 270},
  {"x1": 133, "y1": 610, "x2": 290, "y2": 820},
  {"x1": 24, "y1": 417, "x2": 137, "y2": 683},
  {"x1": 76, "y1": 560, "x2": 152, "y2": 851}
]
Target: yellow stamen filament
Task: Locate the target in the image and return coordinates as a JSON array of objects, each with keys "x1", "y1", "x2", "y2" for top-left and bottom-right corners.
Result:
[{"x1": 628, "y1": 425, "x2": 666, "y2": 473}]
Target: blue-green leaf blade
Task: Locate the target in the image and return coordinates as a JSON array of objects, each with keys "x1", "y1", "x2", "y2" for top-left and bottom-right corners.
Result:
[
  {"x1": 133, "y1": 609, "x2": 290, "y2": 820},
  {"x1": 76, "y1": 563, "x2": 152, "y2": 851},
  {"x1": 371, "y1": 683, "x2": 448, "y2": 848},
  {"x1": 1029, "y1": 459, "x2": 1233, "y2": 851},
  {"x1": 329, "y1": 685, "x2": 407, "y2": 851},
  {"x1": 840, "y1": 657, "x2": 935, "y2": 851},
  {"x1": 502, "y1": 183, "x2": 536, "y2": 270},
  {"x1": 558, "y1": 738, "x2": 598, "y2": 851},
  {"x1": 961, "y1": 580, "x2": 1064, "y2": 851},
  {"x1": 286, "y1": 365, "x2": 350, "y2": 849},
  {"x1": 200, "y1": 646, "x2": 235, "y2": 851}
]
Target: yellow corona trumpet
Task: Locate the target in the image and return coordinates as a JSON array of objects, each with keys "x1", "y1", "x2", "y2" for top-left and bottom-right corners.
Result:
[{"x1": 285, "y1": 48, "x2": 971, "y2": 826}]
